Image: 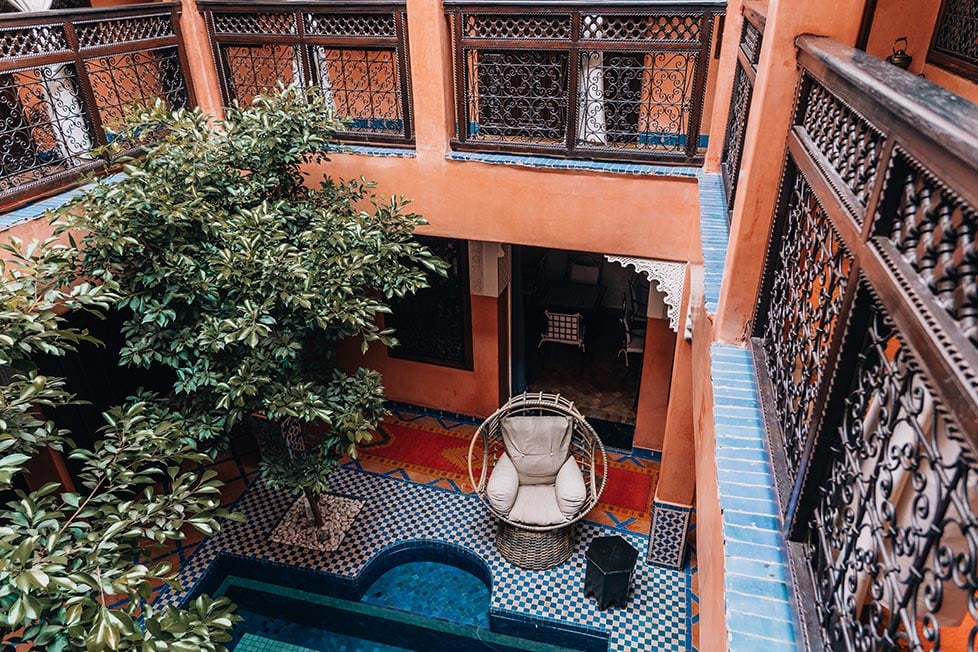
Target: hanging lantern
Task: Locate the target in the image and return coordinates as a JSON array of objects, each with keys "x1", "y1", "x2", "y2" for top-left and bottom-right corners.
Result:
[{"x1": 886, "y1": 37, "x2": 913, "y2": 70}]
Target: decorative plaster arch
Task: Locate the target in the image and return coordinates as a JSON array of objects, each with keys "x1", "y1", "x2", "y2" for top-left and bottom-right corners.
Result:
[{"x1": 604, "y1": 256, "x2": 687, "y2": 332}]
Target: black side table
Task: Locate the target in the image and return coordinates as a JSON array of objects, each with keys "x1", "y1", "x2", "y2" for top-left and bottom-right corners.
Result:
[{"x1": 584, "y1": 535, "x2": 639, "y2": 610}]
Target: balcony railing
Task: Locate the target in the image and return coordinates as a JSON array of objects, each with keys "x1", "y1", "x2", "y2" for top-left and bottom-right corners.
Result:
[
  {"x1": 446, "y1": 1, "x2": 724, "y2": 165},
  {"x1": 719, "y1": 6, "x2": 763, "y2": 218},
  {"x1": 752, "y1": 36, "x2": 978, "y2": 650},
  {"x1": 199, "y1": 1, "x2": 413, "y2": 146},
  {"x1": 0, "y1": 3, "x2": 192, "y2": 205}
]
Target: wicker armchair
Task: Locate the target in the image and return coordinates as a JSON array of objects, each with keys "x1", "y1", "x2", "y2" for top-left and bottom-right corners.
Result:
[{"x1": 468, "y1": 392, "x2": 607, "y2": 569}]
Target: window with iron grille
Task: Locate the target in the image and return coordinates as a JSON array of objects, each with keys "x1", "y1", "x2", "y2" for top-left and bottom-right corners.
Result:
[
  {"x1": 928, "y1": 0, "x2": 978, "y2": 82},
  {"x1": 0, "y1": 4, "x2": 191, "y2": 204},
  {"x1": 447, "y1": 3, "x2": 725, "y2": 165},
  {"x1": 201, "y1": 3, "x2": 413, "y2": 146},
  {"x1": 387, "y1": 237, "x2": 473, "y2": 370}
]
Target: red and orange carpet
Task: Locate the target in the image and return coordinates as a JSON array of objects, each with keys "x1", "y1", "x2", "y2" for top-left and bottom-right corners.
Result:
[{"x1": 341, "y1": 408, "x2": 660, "y2": 534}]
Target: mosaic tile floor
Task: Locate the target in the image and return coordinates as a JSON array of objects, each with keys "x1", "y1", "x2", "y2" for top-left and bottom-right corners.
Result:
[{"x1": 156, "y1": 405, "x2": 699, "y2": 651}]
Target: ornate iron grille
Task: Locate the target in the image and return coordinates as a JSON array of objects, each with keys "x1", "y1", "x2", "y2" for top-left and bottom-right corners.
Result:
[
  {"x1": 201, "y1": 2, "x2": 413, "y2": 145},
  {"x1": 388, "y1": 237, "x2": 473, "y2": 369},
  {"x1": 928, "y1": 0, "x2": 978, "y2": 81},
  {"x1": 752, "y1": 36, "x2": 978, "y2": 650},
  {"x1": 720, "y1": 9, "x2": 764, "y2": 217},
  {"x1": 221, "y1": 44, "x2": 301, "y2": 107},
  {"x1": 85, "y1": 47, "x2": 187, "y2": 144},
  {"x1": 448, "y1": 3, "x2": 724, "y2": 164},
  {"x1": 759, "y1": 167, "x2": 853, "y2": 486},
  {"x1": 809, "y1": 290, "x2": 978, "y2": 651},
  {"x1": 0, "y1": 4, "x2": 192, "y2": 204}
]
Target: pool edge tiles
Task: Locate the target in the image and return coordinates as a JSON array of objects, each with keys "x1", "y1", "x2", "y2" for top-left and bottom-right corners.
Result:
[
  {"x1": 163, "y1": 466, "x2": 695, "y2": 651},
  {"x1": 236, "y1": 633, "x2": 320, "y2": 652}
]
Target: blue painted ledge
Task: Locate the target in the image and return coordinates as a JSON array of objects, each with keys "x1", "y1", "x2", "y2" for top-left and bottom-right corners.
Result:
[
  {"x1": 711, "y1": 342, "x2": 798, "y2": 652},
  {"x1": 337, "y1": 145, "x2": 416, "y2": 158},
  {"x1": 0, "y1": 173, "x2": 125, "y2": 231},
  {"x1": 446, "y1": 151, "x2": 700, "y2": 178},
  {"x1": 697, "y1": 174, "x2": 730, "y2": 315}
]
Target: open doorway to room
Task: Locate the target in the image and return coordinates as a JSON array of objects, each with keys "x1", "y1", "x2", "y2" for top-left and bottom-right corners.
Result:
[{"x1": 511, "y1": 246, "x2": 668, "y2": 451}]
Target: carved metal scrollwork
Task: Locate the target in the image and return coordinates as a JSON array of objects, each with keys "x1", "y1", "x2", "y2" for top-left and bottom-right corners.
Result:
[
  {"x1": 809, "y1": 294, "x2": 978, "y2": 651},
  {"x1": 761, "y1": 171, "x2": 853, "y2": 484}
]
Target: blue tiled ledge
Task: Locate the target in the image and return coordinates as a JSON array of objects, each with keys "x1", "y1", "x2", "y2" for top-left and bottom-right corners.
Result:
[
  {"x1": 710, "y1": 343, "x2": 798, "y2": 652},
  {"x1": 336, "y1": 145, "x2": 416, "y2": 158},
  {"x1": 0, "y1": 172, "x2": 125, "y2": 231},
  {"x1": 697, "y1": 174, "x2": 730, "y2": 315},
  {"x1": 446, "y1": 151, "x2": 701, "y2": 178}
]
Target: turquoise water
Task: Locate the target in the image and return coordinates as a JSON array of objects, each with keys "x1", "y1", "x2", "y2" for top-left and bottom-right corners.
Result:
[{"x1": 217, "y1": 562, "x2": 579, "y2": 651}]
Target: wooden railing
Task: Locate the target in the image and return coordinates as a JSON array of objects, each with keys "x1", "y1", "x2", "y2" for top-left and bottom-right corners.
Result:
[
  {"x1": 753, "y1": 36, "x2": 978, "y2": 650},
  {"x1": 445, "y1": 1, "x2": 725, "y2": 165},
  {"x1": 199, "y1": 0, "x2": 414, "y2": 146},
  {"x1": 0, "y1": 3, "x2": 192, "y2": 205}
]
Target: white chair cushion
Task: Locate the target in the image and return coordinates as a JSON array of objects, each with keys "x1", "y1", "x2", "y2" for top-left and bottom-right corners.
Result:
[
  {"x1": 554, "y1": 456, "x2": 587, "y2": 518},
  {"x1": 508, "y1": 485, "x2": 566, "y2": 526},
  {"x1": 486, "y1": 452, "x2": 519, "y2": 516},
  {"x1": 501, "y1": 415, "x2": 572, "y2": 485}
]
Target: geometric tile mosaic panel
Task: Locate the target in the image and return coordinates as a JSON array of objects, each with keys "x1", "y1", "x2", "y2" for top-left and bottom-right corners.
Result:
[{"x1": 648, "y1": 500, "x2": 691, "y2": 570}]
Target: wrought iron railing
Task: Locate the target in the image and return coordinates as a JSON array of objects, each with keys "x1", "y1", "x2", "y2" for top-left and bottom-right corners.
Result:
[
  {"x1": 199, "y1": 1, "x2": 413, "y2": 146},
  {"x1": 0, "y1": 3, "x2": 192, "y2": 205},
  {"x1": 446, "y1": 2, "x2": 724, "y2": 165},
  {"x1": 752, "y1": 36, "x2": 978, "y2": 650},
  {"x1": 719, "y1": 6, "x2": 763, "y2": 218}
]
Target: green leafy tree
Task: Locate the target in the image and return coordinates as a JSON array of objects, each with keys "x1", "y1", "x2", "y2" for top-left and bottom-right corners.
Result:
[
  {"x1": 61, "y1": 86, "x2": 445, "y2": 526},
  {"x1": 0, "y1": 236, "x2": 239, "y2": 651}
]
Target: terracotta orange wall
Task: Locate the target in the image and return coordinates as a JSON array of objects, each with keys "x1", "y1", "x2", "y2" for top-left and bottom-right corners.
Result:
[
  {"x1": 311, "y1": 157, "x2": 699, "y2": 262},
  {"x1": 688, "y1": 265, "x2": 727, "y2": 652},
  {"x1": 632, "y1": 317, "x2": 676, "y2": 452},
  {"x1": 337, "y1": 294, "x2": 502, "y2": 418},
  {"x1": 865, "y1": 0, "x2": 978, "y2": 105},
  {"x1": 656, "y1": 265, "x2": 695, "y2": 505}
]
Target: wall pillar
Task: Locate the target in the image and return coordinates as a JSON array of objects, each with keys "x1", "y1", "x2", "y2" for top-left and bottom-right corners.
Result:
[
  {"x1": 713, "y1": 0, "x2": 868, "y2": 343},
  {"x1": 648, "y1": 266, "x2": 695, "y2": 568},
  {"x1": 178, "y1": 0, "x2": 224, "y2": 118}
]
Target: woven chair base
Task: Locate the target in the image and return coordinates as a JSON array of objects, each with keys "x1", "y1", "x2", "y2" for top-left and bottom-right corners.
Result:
[{"x1": 496, "y1": 521, "x2": 575, "y2": 570}]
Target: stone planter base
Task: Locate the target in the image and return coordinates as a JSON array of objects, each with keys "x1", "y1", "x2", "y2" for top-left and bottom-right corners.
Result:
[{"x1": 269, "y1": 493, "x2": 363, "y2": 552}]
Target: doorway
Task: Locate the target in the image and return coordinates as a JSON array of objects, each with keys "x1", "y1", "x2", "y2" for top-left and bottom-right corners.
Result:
[{"x1": 511, "y1": 246, "x2": 656, "y2": 450}]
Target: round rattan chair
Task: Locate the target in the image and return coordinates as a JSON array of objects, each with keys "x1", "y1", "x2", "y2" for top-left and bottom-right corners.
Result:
[{"x1": 468, "y1": 392, "x2": 607, "y2": 569}]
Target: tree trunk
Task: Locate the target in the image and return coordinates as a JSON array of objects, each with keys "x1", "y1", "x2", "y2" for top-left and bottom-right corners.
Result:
[{"x1": 304, "y1": 487, "x2": 325, "y2": 528}]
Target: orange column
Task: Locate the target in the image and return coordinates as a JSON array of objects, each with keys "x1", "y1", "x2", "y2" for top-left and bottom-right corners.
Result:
[
  {"x1": 404, "y1": 0, "x2": 455, "y2": 157},
  {"x1": 703, "y1": 0, "x2": 746, "y2": 172},
  {"x1": 178, "y1": 0, "x2": 224, "y2": 118},
  {"x1": 632, "y1": 318, "x2": 676, "y2": 452},
  {"x1": 713, "y1": 0, "x2": 868, "y2": 343}
]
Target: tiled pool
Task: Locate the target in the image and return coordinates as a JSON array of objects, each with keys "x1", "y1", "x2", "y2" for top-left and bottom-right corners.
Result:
[{"x1": 215, "y1": 562, "x2": 580, "y2": 651}]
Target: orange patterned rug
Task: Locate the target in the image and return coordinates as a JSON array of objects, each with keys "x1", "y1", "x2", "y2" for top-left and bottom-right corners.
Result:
[{"x1": 342, "y1": 412, "x2": 659, "y2": 533}]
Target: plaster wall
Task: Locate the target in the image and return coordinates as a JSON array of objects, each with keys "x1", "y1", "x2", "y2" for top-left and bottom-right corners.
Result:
[
  {"x1": 338, "y1": 294, "x2": 503, "y2": 418},
  {"x1": 865, "y1": 0, "x2": 978, "y2": 105},
  {"x1": 689, "y1": 266, "x2": 727, "y2": 652}
]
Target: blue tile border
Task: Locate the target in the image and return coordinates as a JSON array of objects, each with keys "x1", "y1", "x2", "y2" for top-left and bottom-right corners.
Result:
[
  {"x1": 446, "y1": 151, "x2": 701, "y2": 178},
  {"x1": 710, "y1": 343, "x2": 798, "y2": 652},
  {"x1": 697, "y1": 174, "x2": 730, "y2": 315},
  {"x1": 336, "y1": 145, "x2": 416, "y2": 158},
  {"x1": 0, "y1": 172, "x2": 125, "y2": 231}
]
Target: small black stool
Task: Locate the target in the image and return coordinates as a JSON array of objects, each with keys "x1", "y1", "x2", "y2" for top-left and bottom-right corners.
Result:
[{"x1": 584, "y1": 535, "x2": 639, "y2": 610}]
